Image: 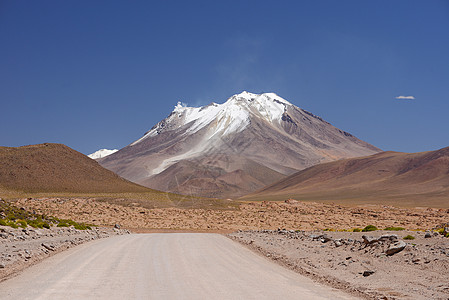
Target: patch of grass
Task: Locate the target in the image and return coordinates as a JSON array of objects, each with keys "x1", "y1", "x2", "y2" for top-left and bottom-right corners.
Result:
[
  {"x1": 16, "y1": 219, "x2": 27, "y2": 228},
  {"x1": 403, "y1": 235, "x2": 415, "y2": 240},
  {"x1": 362, "y1": 225, "x2": 378, "y2": 232},
  {"x1": 352, "y1": 228, "x2": 362, "y2": 232},
  {"x1": 384, "y1": 226, "x2": 405, "y2": 231},
  {"x1": 0, "y1": 199, "x2": 90, "y2": 230},
  {"x1": 6, "y1": 220, "x2": 18, "y2": 228}
]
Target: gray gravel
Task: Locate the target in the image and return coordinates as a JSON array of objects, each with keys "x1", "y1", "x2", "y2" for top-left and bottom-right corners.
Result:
[{"x1": 0, "y1": 233, "x2": 356, "y2": 299}]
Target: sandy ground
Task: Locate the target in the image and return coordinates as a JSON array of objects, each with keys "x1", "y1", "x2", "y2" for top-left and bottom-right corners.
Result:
[
  {"x1": 8, "y1": 197, "x2": 449, "y2": 299},
  {"x1": 229, "y1": 230, "x2": 449, "y2": 300},
  {"x1": 0, "y1": 233, "x2": 356, "y2": 300},
  {"x1": 14, "y1": 198, "x2": 449, "y2": 231},
  {"x1": 0, "y1": 225, "x2": 130, "y2": 282}
]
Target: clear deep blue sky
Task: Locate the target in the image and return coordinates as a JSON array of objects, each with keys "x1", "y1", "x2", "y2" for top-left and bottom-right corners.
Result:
[{"x1": 1, "y1": 1, "x2": 448, "y2": 155}]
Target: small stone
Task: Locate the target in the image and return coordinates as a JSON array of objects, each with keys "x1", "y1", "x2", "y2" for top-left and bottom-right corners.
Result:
[
  {"x1": 334, "y1": 240, "x2": 343, "y2": 247},
  {"x1": 41, "y1": 243, "x2": 54, "y2": 251},
  {"x1": 362, "y1": 270, "x2": 375, "y2": 277},
  {"x1": 321, "y1": 234, "x2": 332, "y2": 243},
  {"x1": 0, "y1": 263, "x2": 5, "y2": 268},
  {"x1": 114, "y1": 224, "x2": 121, "y2": 229},
  {"x1": 424, "y1": 232, "x2": 432, "y2": 238}
]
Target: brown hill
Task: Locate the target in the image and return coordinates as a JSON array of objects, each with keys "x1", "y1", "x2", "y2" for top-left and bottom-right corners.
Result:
[
  {"x1": 242, "y1": 147, "x2": 449, "y2": 208},
  {"x1": 0, "y1": 143, "x2": 153, "y2": 194}
]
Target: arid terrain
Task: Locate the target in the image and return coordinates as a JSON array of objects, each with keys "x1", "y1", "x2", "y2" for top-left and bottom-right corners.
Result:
[
  {"x1": 4, "y1": 197, "x2": 449, "y2": 299},
  {"x1": 230, "y1": 229, "x2": 449, "y2": 299},
  {"x1": 0, "y1": 143, "x2": 150, "y2": 194},
  {"x1": 0, "y1": 224, "x2": 130, "y2": 282},
  {"x1": 15, "y1": 198, "x2": 449, "y2": 232},
  {"x1": 244, "y1": 146, "x2": 449, "y2": 208},
  {"x1": 0, "y1": 143, "x2": 222, "y2": 209},
  {"x1": 1, "y1": 143, "x2": 449, "y2": 298}
]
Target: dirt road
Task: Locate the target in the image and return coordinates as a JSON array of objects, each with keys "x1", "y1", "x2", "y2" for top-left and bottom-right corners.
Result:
[{"x1": 0, "y1": 233, "x2": 356, "y2": 299}]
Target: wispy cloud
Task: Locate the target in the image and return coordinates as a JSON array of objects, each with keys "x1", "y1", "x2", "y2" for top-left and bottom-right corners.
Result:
[{"x1": 395, "y1": 96, "x2": 415, "y2": 100}]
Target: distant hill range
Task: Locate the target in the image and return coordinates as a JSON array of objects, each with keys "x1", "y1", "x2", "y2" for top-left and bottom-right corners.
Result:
[
  {"x1": 242, "y1": 146, "x2": 449, "y2": 208},
  {"x1": 98, "y1": 91, "x2": 380, "y2": 198},
  {"x1": 0, "y1": 143, "x2": 151, "y2": 194}
]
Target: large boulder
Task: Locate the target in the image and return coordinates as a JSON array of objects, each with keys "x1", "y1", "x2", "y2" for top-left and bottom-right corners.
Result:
[{"x1": 385, "y1": 240, "x2": 406, "y2": 256}]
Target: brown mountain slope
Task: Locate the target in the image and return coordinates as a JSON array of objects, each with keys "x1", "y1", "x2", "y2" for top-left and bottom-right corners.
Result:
[
  {"x1": 242, "y1": 147, "x2": 449, "y2": 208},
  {"x1": 139, "y1": 154, "x2": 286, "y2": 198},
  {"x1": 0, "y1": 143, "x2": 153, "y2": 194}
]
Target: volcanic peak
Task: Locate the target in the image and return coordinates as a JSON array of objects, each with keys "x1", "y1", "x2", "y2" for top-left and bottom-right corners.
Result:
[{"x1": 132, "y1": 92, "x2": 297, "y2": 146}]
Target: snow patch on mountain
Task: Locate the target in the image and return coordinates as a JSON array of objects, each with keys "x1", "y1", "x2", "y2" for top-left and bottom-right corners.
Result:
[
  {"x1": 88, "y1": 149, "x2": 118, "y2": 159},
  {"x1": 131, "y1": 91, "x2": 292, "y2": 146}
]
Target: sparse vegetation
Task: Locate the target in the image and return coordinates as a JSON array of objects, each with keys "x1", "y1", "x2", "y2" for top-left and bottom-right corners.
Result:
[
  {"x1": 435, "y1": 227, "x2": 449, "y2": 238},
  {"x1": 17, "y1": 219, "x2": 27, "y2": 228},
  {"x1": 352, "y1": 228, "x2": 362, "y2": 232},
  {"x1": 0, "y1": 199, "x2": 91, "y2": 230},
  {"x1": 403, "y1": 235, "x2": 415, "y2": 240},
  {"x1": 384, "y1": 226, "x2": 405, "y2": 231},
  {"x1": 362, "y1": 225, "x2": 378, "y2": 232}
]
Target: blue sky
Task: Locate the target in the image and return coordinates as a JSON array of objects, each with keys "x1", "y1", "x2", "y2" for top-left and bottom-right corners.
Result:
[{"x1": 1, "y1": 1, "x2": 448, "y2": 155}]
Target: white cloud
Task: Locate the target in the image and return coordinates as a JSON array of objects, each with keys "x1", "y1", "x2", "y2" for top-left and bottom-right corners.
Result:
[{"x1": 395, "y1": 96, "x2": 415, "y2": 100}]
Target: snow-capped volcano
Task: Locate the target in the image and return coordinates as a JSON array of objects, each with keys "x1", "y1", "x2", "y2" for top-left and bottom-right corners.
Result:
[
  {"x1": 132, "y1": 91, "x2": 291, "y2": 145},
  {"x1": 88, "y1": 149, "x2": 118, "y2": 159},
  {"x1": 98, "y1": 91, "x2": 380, "y2": 198}
]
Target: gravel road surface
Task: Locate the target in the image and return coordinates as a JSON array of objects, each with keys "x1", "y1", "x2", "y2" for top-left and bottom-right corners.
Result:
[{"x1": 0, "y1": 233, "x2": 356, "y2": 299}]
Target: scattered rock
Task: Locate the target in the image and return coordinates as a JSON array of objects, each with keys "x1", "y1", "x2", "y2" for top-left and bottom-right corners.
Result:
[
  {"x1": 362, "y1": 235, "x2": 378, "y2": 245},
  {"x1": 424, "y1": 232, "x2": 432, "y2": 238},
  {"x1": 385, "y1": 241, "x2": 406, "y2": 256},
  {"x1": 41, "y1": 243, "x2": 54, "y2": 251},
  {"x1": 362, "y1": 270, "x2": 375, "y2": 277},
  {"x1": 114, "y1": 224, "x2": 121, "y2": 229},
  {"x1": 379, "y1": 234, "x2": 398, "y2": 241},
  {"x1": 321, "y1": 234, "x2": 332, "y2": 243}
]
